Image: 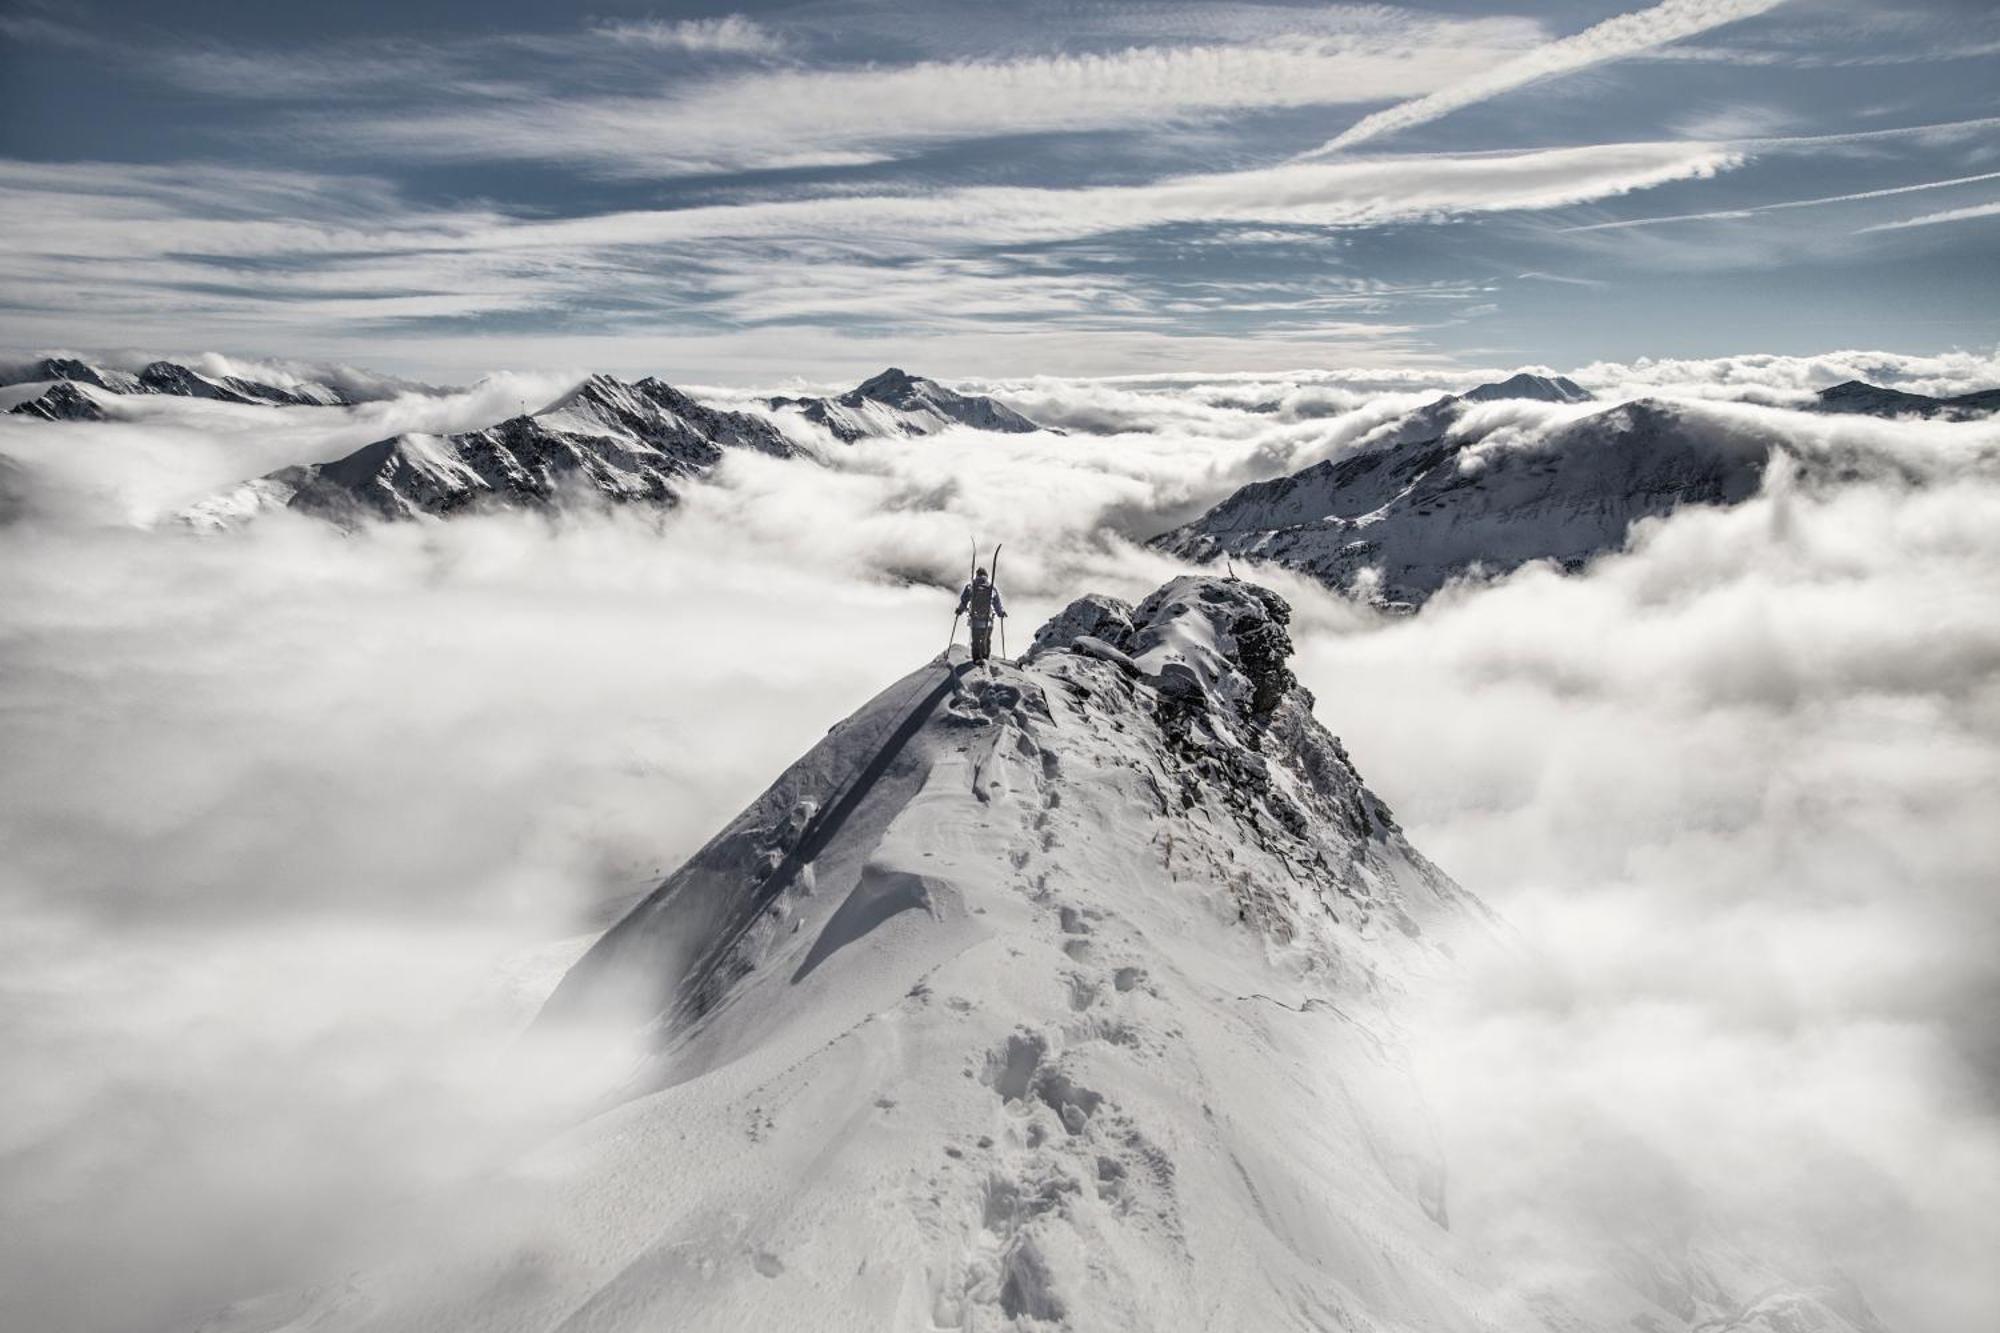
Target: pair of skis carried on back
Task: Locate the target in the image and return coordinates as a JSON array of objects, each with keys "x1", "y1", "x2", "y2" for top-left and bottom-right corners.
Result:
[{"x1": 944, "y1": 538, "x2": 1005, "y2": 665}]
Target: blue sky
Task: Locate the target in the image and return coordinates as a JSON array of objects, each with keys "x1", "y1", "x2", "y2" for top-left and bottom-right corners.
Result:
[{"x1": 1, "y1": 0, "x2": 1996, "y2": 381}]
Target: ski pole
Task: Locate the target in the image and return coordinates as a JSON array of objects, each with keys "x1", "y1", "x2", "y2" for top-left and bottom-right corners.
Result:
[
  {"x1": 989, "y1": 542, "x2": 1005, "y2": 663},
  {"x1": 945, "y1": 611, "x2": 961, "y2": 658}
]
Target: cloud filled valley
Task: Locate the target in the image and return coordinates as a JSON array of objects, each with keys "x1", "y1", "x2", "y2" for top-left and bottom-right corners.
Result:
[{"x1": 3, "y1": 349, "x2": 1999, "y2": 1332}]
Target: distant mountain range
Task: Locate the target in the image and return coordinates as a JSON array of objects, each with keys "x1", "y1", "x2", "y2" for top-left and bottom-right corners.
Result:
[
  {"x1": 3, "y1": 357, "x2": 1056, "y2": 447},
  {"x1": 186, "y1": 374, "x2": 802, "y2": 527},
  {"x1": 769, "y1": 366, "x2": 1049, "y2": 440},
  {"x1": 13, "y1": 352, "x2": 1988, "y2": 577},
  {"x1": 3, "y1": 355, "x2": 364, "y2": 415},
  {"x1": 1152, "y1": 371, "x2": 1962, "y2": 609},
  {"x1": 169, "y1": 366, "x2": 1057, "y2": 528}
]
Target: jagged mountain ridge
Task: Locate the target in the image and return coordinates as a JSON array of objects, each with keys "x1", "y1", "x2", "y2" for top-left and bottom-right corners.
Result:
[
  {"x1": 769, "y1": 366, "x2": 1051, "y2": 441},
  {"x1": 8, "y1": 381, "x2": 111, "y2": 422},
  {"x1": 230, "y1": 574, "x2": 1883, "y2": 1333},
  {"x1": 544, "y1": 575, "x2": 1484, "y2": 1042},
  {"x1": 1154, "y1": 374, "x2": 1818, "y2": 608},
  {"x1": 0, "y1": 355, "x2": 359, "y2": 407},
  {"x1": 185, "y1": 373, "x2": 802, "y2": 526},
  {"x1": 271, "y1": 575, "x2": 1503, "y2": 1330}
]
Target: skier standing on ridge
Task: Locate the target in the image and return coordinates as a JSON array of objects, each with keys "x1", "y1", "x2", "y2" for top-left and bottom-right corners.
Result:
[{"x1": 957, "y1": 567, "x2": 1007, "y2": 664}]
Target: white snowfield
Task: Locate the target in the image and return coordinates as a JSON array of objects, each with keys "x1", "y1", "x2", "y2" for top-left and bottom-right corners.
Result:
[{"x1": 201, "y1": 575, "x2": 1888, "y2": 1333}]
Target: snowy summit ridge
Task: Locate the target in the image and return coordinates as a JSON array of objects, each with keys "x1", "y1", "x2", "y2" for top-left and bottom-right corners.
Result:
[
  {"x1": 419, "y1": 573, "x2": 1496, "y2": 1329},
  {"x1": 770, "y1": 366, "x2": 1051, "y2": 441},
  {"x1": 192, "y1": 573, "x2": 1889, "y2": 1332},
  {"x1": 185, "y1": 372, "x2": 801, "y2": 526},
  {"x1": 2, "y1": 354, "x2": 363, "y2": 410}
]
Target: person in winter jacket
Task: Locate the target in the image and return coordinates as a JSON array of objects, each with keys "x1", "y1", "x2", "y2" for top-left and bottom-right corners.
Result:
[{"x1": 957, "y1": 568, "x2": 1006, "y2": 663}]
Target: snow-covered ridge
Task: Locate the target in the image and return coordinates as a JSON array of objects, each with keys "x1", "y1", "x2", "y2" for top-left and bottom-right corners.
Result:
[
  {"x1": 172, "y1": 365, "x2": 1062, "y2": 527},
  {"x1": 547, "y1": 574, "x2": 1482, "y2": 1043},
  {"x1": 253, "y1": 573, "x2": 1881, "y2": 1332},
  {"x1": 769, "y1": 366, "x2": 1054, "y2": 441},
  {"x1": 183, "y1": 372, "x2": 802, "y2": 527},
  {"x1": 473, "y1": 575, "x2": 1495, "y2": 1329},
  {"x1": 6, "y1": 381, "x2": 111, "y2": 422},
  {"x1": 1151, "y1": 369, "x2": 1987, "y2": 608},
  {"x1": 1, "y1": 355, "x2": 363, "y2": 408}
]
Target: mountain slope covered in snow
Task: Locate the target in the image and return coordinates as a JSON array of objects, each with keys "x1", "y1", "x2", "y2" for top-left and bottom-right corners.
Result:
[
  {"x1": 218, "y1": 575, "x2": 1887, "y2": 1333},
  {"x1": 186, "y1": 373, "x2": 803, "y2": 526},
  {"x1": 1155, "y1": 396, "x2": 1786, "y2": 607},
  {"x1": 1144, "y1": 361, "x2": 1983, "y2": 608},
  {"x1": 769, "y1": 367, "x2": 1051, "y2": 441},
  {"x1": 0, "y1": 355, "x2": 363, "y2": 408}
]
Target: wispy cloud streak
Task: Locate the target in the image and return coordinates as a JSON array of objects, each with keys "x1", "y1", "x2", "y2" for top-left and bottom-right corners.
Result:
[
  {"x1": 1297, "y1": 0, "x2": 1790, "y2": 157},
  {"x1": 338, "y1": 25, "x2": 1542, "y2": 177},
  {"x1": 588, "y1": 14, "x2": 785, "y2": 55},
  {"x1": 1561, "y1": 169, "x2": 2000, "y2": 232},
  {"x1": 1858, "y1": 199, "x2": 2000, "y2": 233}
]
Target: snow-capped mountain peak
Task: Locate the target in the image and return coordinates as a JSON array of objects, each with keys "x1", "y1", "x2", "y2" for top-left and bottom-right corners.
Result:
[
  {"x1": 1457, "y1": 371, "x2": 1593, "y2": 404},
  {"x1": 7, "y1": 381, "x2": 112, "y2": 422},
  {"x1": 183, "y1": 372, "x2": 802, "y2": 527},
  {"x1": 852, "y1": 365, "x2": 924, "y2": 400},
  {"x1": 1, "y1": 354, "x2": 362, "y2": 408},
  {"x1": 248, "y1": 571, "x2": 1876, "y2": 1333},
  {"x1": 498, "y1": 573, "x2": 1501, "y2": 1328},
  {"x1": 1154, "y1": 395, "x2": 1773, "y2": 607},
  {"x1": 770, "y1": 366, "x2": 1052, "y2": 441}
]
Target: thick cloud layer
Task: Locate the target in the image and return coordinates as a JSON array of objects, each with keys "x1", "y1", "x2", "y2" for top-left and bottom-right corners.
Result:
[
  {"x1": 1302, "y1": 474, "x2": 2000, "y2": 1328},
  {"x1": 1, "y1": 358, "x2": 1995, "y2": 1330}
]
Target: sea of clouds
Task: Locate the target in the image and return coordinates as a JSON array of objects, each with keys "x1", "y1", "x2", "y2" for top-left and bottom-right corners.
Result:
[{"x1": 1, "y1": 348, "x2": 1996, "y2": 1331}]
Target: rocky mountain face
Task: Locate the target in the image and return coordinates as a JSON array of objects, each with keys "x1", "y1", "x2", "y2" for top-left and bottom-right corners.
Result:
[
  {"x1": 185, "y1": 373, "x2": 802, "y2": 527},
  {"x1": 770, "y1": 366, "x2": 1050, "y2": 441},
  {"x1": 1, "y1": 356, "x2": 139, "y2": 394},
  {"x1": 232, "y1": 574, "x2": 1882, "y2": 1333},
  {"x1": 133, "y1": 359, "x2": 350, "y2": 407},
  {"x1": 8, "y1": 382, "x2": 110, "y2": 422},
  {"x1": 1156, "y1": 370, "x2": 2000, "y2": 609},
  {"x1": 0, "y1": 355, "x2": 359, "y2": 408},
  {"x1": 1154, "y1": 375, "x2": 1789, "y2": 608},
  {"x1": 1812, "y1": 379, "x2": 2000, "y2": 421}
]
